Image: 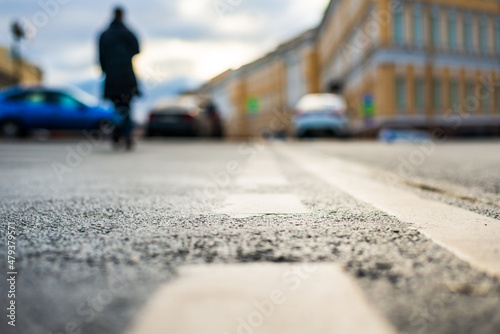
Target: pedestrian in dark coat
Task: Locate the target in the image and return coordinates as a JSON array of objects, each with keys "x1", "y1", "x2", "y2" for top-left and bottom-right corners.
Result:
[{"x1": 99, "y1": 7, "x2": 140, "y2": 150}]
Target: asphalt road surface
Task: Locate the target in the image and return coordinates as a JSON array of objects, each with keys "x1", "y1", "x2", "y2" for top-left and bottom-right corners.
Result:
[{"x1": 0, "y1": 138, "x2": 499, "y2": 334}]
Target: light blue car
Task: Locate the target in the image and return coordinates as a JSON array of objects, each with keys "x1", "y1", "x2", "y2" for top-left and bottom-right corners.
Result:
[
  {"x1": 293, "y1": 93, "x2": 349, "y2": 138},
  {"x1": 378, "y1": 128, "x2": 432, "y2": 143},
  {"x1": 0, "y1": 85, "x2": 119, "y2": 138}
]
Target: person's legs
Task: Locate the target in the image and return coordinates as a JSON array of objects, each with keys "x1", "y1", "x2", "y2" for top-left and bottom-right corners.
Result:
[
  {"x1": 121, "y1": 105, "x2": 132, "y2": 140},
  {"x1": 120, "y1": 96, "x2": 133, "y2": 150},
  {"x1": 111, "y1": 96, "x2": 132, "y2": 148},
  {"x1": 123, "y1": 109, "x2": 133, "y2": 150}
]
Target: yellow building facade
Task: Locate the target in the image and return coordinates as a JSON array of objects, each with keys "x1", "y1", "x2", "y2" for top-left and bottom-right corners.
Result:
[
  {"x1": 0, "y1": 47, "x2": 43, "y2": 88},
  {"x1": 202, "y1": 0, "x2": 500, "y2": 137},
  {"x1": 200, "y1": 30, "x2": 320, "y2": 138},
  {"x1": 319, "y1": 0, "x2": 500, "y2": 134}
]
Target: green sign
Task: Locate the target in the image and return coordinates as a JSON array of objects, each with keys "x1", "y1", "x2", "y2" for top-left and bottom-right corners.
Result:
[
  {"x1": 246, "y1": 96, "x2": 261, "y2": 115},
  {"x1": 361, "y1": 94, "x2": 374, "y2": 119}
]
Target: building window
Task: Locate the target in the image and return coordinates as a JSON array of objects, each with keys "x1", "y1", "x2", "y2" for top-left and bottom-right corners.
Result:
[
  {"x1": 396, "y1": 77, "x2": 406, "y2": 113},
  {"x1": 414, "y1": 6, "x2": 422, "y2": 47},
  {"x1": 497, "y1": 87, "x2": 500, "y2": 113},
  {"x1": 465, "y1": 15, "x2": 472, "y2": 52},
  {"x1": 394, "y1": 8, "x2": 404, "y2": 45},
  {"x1": 448, "y1": 12, "x2": 456, "y2": 50},
  {"x1": 432, "y1": 10, "x2": 440, "y2": 48},
  {"x1": 481, "y1": 81, "x2": 491, "y2": 112},
  {"x1": 450, "y1": 80, "x2": 459, "y2": 110},
  {"x1": 466, "y1": 81, "x2": 475, "y2": 112},
  {"x1": 466, "y1": 82, "x2": 475, "y2": 98},
  {"x1": 481, "y1": 19, "x2": 488, "y2": 54},
  {"x1": 433, "y1": 79, "x2": 442, "y2": 111},
  {"x1": 415, "y1": 78, "x2": 425, "y2": 113},
  {"x1": 496, "y1": 20, "x2": 500, "y2": 54}
]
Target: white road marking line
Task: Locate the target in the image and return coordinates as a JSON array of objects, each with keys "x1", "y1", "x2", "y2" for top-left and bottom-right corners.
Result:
[
  {"x1": 280, "y1": 145, "x2": 500, "y2": 277},
  {"x1": 216, "y1": 149, "x2": 307, "y2": 218},
  {"x1": 236, "y1": 150, "x2": 288, "y2": 189},
  {"x1": 126, "y1": 264, "x2": 397, "y2": 334},
  {"x1": 216, "y1": 194, "x2": 310, "y2": 218}
]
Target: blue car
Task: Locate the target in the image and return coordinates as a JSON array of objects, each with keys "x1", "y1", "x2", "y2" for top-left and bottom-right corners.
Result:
[{"x1": 0, "y1": 85, "x2": 119, "y2": 138}]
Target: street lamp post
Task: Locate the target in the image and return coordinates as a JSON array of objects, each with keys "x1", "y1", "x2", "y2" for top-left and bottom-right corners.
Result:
[{"x1": 11, "y1": 21, "x2": 25, "y2": 84}]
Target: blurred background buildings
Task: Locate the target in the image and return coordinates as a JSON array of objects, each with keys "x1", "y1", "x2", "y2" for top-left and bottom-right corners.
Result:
[
  {"x1": 0, "y1": 46, "x2": 42, "y2": 89},
  {"x1": 199, "y1": 29, "x2": 319, "y2": 138},
  {"x1": 1, "y1": 0, "x2": 499, "y2": 139},
  {"x1": 200, "y1": 0, "x2": 500, "y2": 138}
]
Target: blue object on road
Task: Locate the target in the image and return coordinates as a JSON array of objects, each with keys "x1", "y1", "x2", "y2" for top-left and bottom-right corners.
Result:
[
  {"x1": 0, "y1": 85, "x2": 119, "y2": 137},
  {"x1": 379, "y1": 128, "x2": 432, "y2": 143}
]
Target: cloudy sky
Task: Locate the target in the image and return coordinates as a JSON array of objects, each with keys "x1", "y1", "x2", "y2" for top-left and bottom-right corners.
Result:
[{"x1": 0, "y1": 0, "x2": 329, "y2": 118}]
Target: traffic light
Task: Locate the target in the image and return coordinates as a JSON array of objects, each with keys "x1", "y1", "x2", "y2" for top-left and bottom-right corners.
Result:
[{"x1": 11, "y1": 21, "x2": 25, "y2": 41}]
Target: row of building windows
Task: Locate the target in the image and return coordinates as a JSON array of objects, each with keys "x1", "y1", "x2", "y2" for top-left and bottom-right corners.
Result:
[
  {"x1": 393, "y1": 6, "x2": 500, "y2": 55},
  {"x1": 395, "y1": 76, "x2": 500, "y2": 115}
]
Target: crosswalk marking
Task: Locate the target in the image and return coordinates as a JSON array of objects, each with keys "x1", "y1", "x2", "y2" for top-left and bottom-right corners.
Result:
[
  {"x1": 216, "y1": 193, "x2": 310, "y2": 218},
  {"x1": 235, "y1": 150, "x2": 288, "y2": 189},
  {"x1": 126, "y1": 264, "x2": 397, "y2": 334},
  {"x1": 217, "y1": 149, "x2": 308, "y2": 218},
  {"x1": 280, "y1": 144, "x2": 500, "y2": 277}
]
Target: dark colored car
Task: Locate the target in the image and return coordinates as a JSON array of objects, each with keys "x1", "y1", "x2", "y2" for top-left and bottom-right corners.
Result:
[
  {"x1": 146, "y1": 96, "x2": 223, "y2": 138},
  {"x1": 202, "y1": 100, "x2": 224, "y2": 138},
  {"x1": 0, "y1": 85, "x2": 118, "y2": 138}
]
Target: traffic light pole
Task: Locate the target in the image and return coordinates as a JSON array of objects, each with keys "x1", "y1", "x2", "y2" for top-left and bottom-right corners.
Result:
[{"x1": 11, "y1": 21, "x2": 25, "y2": 85}]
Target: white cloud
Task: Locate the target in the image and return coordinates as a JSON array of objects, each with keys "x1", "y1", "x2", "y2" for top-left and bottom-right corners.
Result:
[
  {"x1": 135, "y1": 39, "x2": 262, "y2": 81},
  {"x1": 213, "y1": 12, "x2": 263, "y2": 35},
  {"x1": 178, "y1": 0, "x2": 214, "y2": 20},
  {"x1": 1, "y1": 0, "x2": 331, "y2": 87}
]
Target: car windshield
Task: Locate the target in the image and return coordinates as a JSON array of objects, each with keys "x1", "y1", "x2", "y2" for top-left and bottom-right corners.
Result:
[
  {"x1": 64, "y1": 86, "x2": 99, "y2": 107},
  {"x1": 156, "y1": 107, "x2": 192, "y2": 114},
  {"x1": 155, "y1": 96, "x2": 200, "y2": 114},
  {"x1": 297, "y1": 94, "x2": 346, "y2": 112}
]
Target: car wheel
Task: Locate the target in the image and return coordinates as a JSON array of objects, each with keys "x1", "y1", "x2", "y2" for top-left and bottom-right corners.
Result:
[
  {"x1": 192, "y1": 124, "x2": 201, "y2": 137},
  {"x1": 0, "y1": 120, "x2": 25, "y2": 138},
  {"x1": 303, "y1": 130, "x2": 314, "y2": 138},
  {"x1": 211, "y1": 125, "x2": 224, "y2": 138},
  {"x1": 96, "y1": 119, "x2": 115, "y2": 136}
]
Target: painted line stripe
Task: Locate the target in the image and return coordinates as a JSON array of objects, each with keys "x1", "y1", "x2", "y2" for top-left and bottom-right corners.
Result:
[
  {"x1": 280, "y1": 145, "x2": 500, "y2": 277},
  {"x1": 216, "y1": 149, "x2": 307, "y2": 218},
  {"x1": 216, "y1": 194, "x2": 310, "y2": 218},
  {"x1": 126, "y1": 264, "x2": 397, "y2": 334},
  {"x1": 236, "y1": 150, "x2": 288, "y2": 189}
]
